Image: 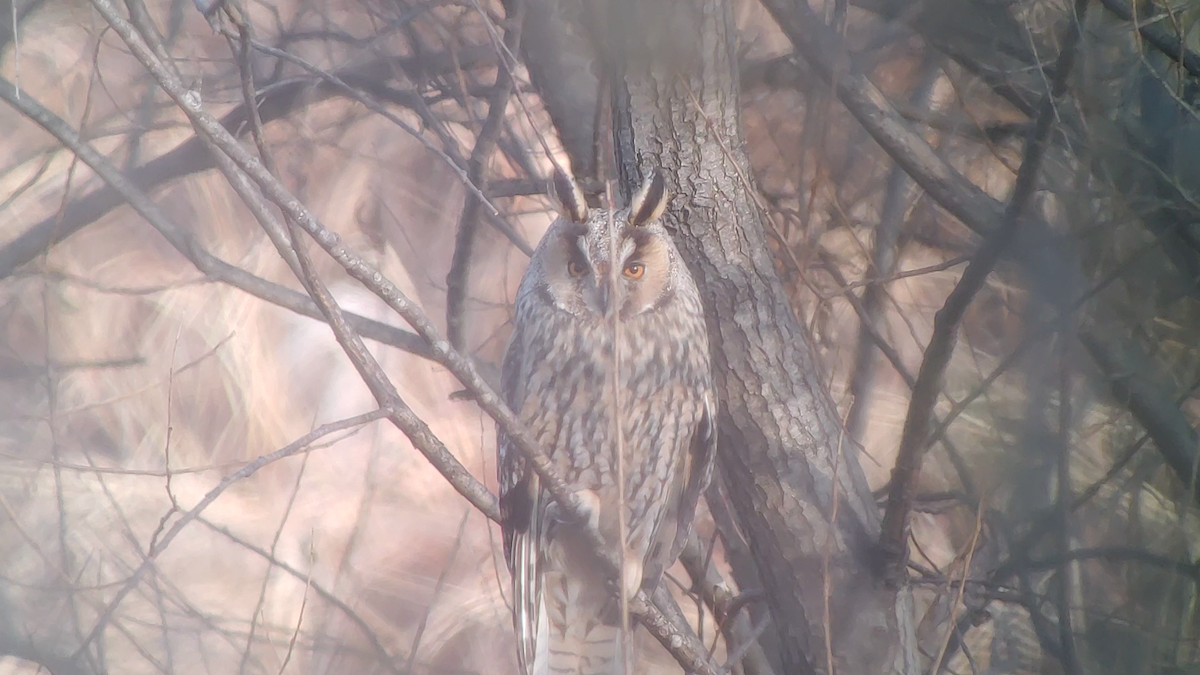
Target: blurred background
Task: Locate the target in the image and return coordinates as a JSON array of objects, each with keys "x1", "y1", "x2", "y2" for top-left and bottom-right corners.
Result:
[{"x1": 1, "y1": 0, "x2": 1199, "y2": 673}]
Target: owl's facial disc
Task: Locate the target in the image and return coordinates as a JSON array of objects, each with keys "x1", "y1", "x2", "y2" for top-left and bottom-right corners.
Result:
[
  {"x1": 572, "y1": 229, "x2": 670, "y2": 320},
  {"x1": 544, "y1": 216, "x2": 673, "y2": 320}
]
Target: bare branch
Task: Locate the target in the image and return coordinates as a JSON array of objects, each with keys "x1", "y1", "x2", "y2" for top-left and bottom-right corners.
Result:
[
  {"x1": 1054, "y1": 351, "x2": 1084, "y2": 675},
  {"x1": 197, "y1": 517, "x2": 409, "y2": 675},
  {"x1": 788, "y1": 31, "x2": 1184, "y2": 447},
  {"x1": 0, "y1": 0, "x2": 45, "y2": 58},
  {"x1": 1018, "y1": 547, "x2": 1200, "y2": 581},
  {"x1": 0, "y1": 76, "x2": 435, "y2": 359},
  {"x1": 406, "y1": 509, "x2": 472, "y2": 672},
  {"x1": 756, "y1": 0, "x2": 1200, "y2": 580},
  {"x1": 163, "y1": 39, "x2": 503, "y2": 529},
  {"x1": 10, "y1": 2, "x2": 1198, "y2": 675},
  {"x1": 86, "y1": 3, "x2": 719, "y2": 669},
  {"x1": 1080, "y1": 332, "x2": 1200, "y2": 503},
  {"x1": 71, "y1": 410, "x2": 388, "y2": 659},
  {"x1": 0, "y1": 49, "x2": 496, "y2": 281},
  {"x1": 446, "y1": 0, "x2": 524, "y2": 351},
  {"x1": 845, "y1": 52, "x2": 941, "y2": 445},
  {"x1": 877, "y1": 0, "x2": 1091, "y2": 585},
  {"x1": 678, "y1": 534, "x2": 778, "y2": 675},
  {"x1": 1098, "y1": 0, "x2": 1200, "y2": 80},
  {"x1": 814, "y1": 248, "x2": 977, "y2": 501}
]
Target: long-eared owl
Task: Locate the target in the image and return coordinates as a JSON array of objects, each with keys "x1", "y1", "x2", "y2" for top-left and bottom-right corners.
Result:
[{"x1": 497, "y1": 169, "x2": 716, "y2": 675}]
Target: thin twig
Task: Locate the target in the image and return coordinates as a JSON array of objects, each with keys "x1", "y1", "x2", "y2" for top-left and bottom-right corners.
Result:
[
  {"x1": 760, "y1": 0, "x2": 1200, "y2": 525},
  {"x1": 1079, "y1": 330, "x2": 1200, "y2": 506},
  {"x1": 445, "y1": 0, "x2": 524, "y2": 350},
  {"x1": 929, "y1": 492, "x2": 985, "y2": 674},
  {"x1": 722, "y1": 616, "x2": 773, "y2": 675},
  {"x1": 277, "y1": 538, "x2": 314, "y2": 675},
  {"x1": 604, "y1": 175, "x2": 634, "y2": 673},
  {"x1": 1055, "y1": 342, "x2": 1084, "y2": 675},
  {"x1": 678, "y1": 535, "x2": 778, "y2": 675},
  {"x1": 822, "y1": 405, "x2": 848, "y2": 675},
  {"x1": 876, "y1": 0, "x2": 1092, "y2": 585},
  {"x1": 87, "y1": 4, "x2": 716, "y2": 669},
  {"x1": 814, "y1": 249, "x2": 977, "y2": 496},
  {"x1": 1097, "y1": 0, "x2": 1200, "y2": 79},
  {"x1": 0, "y1": 77, "x2": 436, "y2": 362},
  {"x1": 406, "y1": 509, "x2": 472, "y2": 672},
  {"x1": 921, "y1": 224, "x2": 1180, "y2": 460},
  {"x1": 237, "y1": 424, "x2": 313, "y2": 675},
  {"x1": 192, "y1": 29, "x2": 504, "y2": 536},
  {"x1": 845, "y1": 51, "x2": 942, "y2": 443},
  {"x1": 214, "y1": 27, "x2": 534, "y2": 256},
  {"x1": 981, "y1": 373, "x2": 1200, "y2": 592},
  {"x1": 1017, "y1": 547, "x2": 1200, "y2": 580},
  {"x1": 71, "y1": 410, "x2": 387, "y2": 659},
  {"x1": 224, "y1": 1, "x2": 274, "y2": 173},
  {"x1": 197, "y1": 517, "x2": 408, "y2": 675},
  {"x1": 86, "y1": 0, "x2": 556, "y2": 525},
  {"x1": 704, "y1": 480, "x2": 783, "y2": 672},
  {"x1": 0, "y1": 49, "x2": 498, "y2": 280}
]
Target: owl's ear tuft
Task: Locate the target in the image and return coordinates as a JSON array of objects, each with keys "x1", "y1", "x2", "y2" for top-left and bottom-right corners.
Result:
[
  {"x1": 551, "y1": 168, "x2": 589, "y2": 223},
  {"x1": 630, "y1": 170, "x2": 668, "y2": 227}
]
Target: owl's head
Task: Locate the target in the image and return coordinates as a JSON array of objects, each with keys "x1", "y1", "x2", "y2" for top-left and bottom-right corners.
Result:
[{"x1": 532, "y1": 169, "x2": 679, "y2": 320}]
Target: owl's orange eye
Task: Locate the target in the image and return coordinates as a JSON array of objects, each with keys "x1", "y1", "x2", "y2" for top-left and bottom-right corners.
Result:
[
  {"x1": 568, "y1": 260, "x2": 587, "y2": 277},
  {"x1": 623, "y1": 263, "x2": 645, "y2": 279}
]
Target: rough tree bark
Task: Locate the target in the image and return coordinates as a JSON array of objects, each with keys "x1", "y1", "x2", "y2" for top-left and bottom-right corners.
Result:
[
  {"x1": 521, "y1": 1, "x2": 914, "y2": 673},
  {"x1": 614, "y1": 4, "x2": 910, "y2": 673}
]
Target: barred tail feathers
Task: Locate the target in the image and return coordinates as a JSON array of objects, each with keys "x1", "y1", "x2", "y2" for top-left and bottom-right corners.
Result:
[{"x1": 535, "y1": 565, "x2": 624, "y2": 675}]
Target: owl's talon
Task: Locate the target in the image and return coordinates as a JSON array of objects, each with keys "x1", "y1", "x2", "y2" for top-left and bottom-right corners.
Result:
[
  {"x1": 572, "y1": 489, "x2": 602, "y2": 531},
  {"x1": 621, "y1": 555, "x2": 645, "y2": 601}
]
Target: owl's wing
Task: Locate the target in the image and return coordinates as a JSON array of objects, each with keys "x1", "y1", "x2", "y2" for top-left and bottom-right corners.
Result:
[
  {"x1": 638, "y1": 388, "x2": 717, "y2": 594},
  {"x1": 667, "y1": 389, "x2": 717, "y2": 565},
  {"x1": 496, "y1": 326, "x2": 544, "y2": 675},
  {"x1": 498, "y1": 326, "x2": 529, "y2": 565}
]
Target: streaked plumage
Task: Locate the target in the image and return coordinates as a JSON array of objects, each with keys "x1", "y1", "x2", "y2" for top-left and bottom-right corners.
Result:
[{"x1": 497, "y1": 170, "x2": 716, "y2": 675}]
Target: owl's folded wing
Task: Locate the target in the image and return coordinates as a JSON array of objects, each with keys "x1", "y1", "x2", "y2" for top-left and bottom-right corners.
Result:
[
  {"x1": 637, "y1": 388, "x2": 717, "y2": 595},
  {"x1": 667, "y1": 389, "x2": 717, "y2": 567},
  {"x1": 497, "y1": 326, "x2": 545, "y2": 675}
]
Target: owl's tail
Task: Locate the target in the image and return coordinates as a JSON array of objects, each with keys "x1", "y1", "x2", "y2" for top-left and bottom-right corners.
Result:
[{"x1": 535, "y1": 567, "x2": 627, "y2": 675}]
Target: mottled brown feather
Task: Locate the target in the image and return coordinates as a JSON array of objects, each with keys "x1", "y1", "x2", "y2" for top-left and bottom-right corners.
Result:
[{"x1": 498, "y1": 171, "x2": 715, "y2": 675}]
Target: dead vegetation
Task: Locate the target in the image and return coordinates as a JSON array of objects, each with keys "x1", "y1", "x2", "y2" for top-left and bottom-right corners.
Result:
[{"x1": 1, "y1": 0, "x2": 1199, "y2": 674}]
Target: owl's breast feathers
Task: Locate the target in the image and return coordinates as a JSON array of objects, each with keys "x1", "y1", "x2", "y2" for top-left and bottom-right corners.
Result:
[{"x1": 501, "y1": 301, "x2": 713, "y2": 569}]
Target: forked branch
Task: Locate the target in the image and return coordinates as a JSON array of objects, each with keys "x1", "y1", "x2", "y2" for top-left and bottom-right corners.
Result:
[
  {"x1": 876, "y1": 0, "x2": 1092, "y2": 586},
  {"x1": 73, "y1": 1, "x2": 720, "y2": 671}
]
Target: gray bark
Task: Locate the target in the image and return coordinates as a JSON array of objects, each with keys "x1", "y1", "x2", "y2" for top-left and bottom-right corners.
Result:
[
  {"x1": 584, "y1": 1, "x2": 908, "y2": 673},
  {"x1": 503, "y1": 0, "x2": 600, "y2": 191}
]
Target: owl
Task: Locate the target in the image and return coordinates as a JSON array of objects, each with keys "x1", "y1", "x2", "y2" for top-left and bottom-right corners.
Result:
[{"x1": 497, "y1": 169, "x2": 716, "y2": 675}]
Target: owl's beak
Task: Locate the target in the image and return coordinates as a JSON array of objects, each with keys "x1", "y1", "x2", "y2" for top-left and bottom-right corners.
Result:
[
  {"x1": 585, "y1": 278, "x2": 624, "y2": 318},
  {"x1": 590, "y1": 263, "x2": 614, "y2": 317},
  {"x1": 592, "y1": 280, "x2": 612, "y2": 317}
]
